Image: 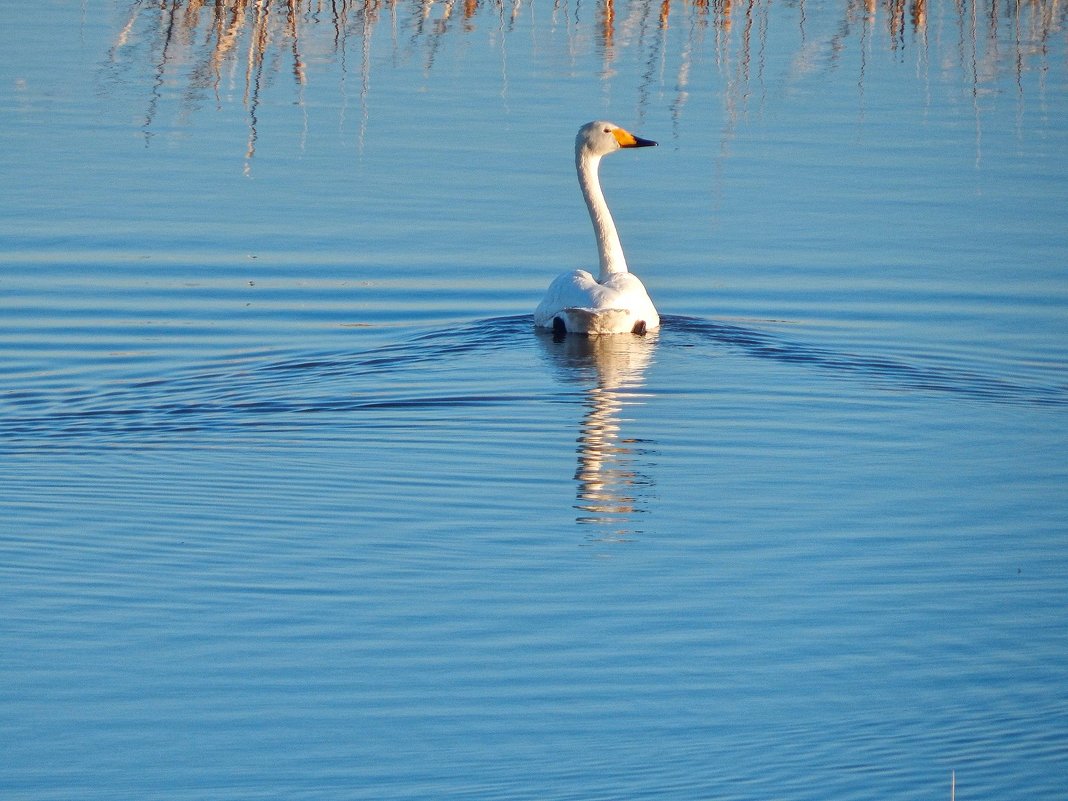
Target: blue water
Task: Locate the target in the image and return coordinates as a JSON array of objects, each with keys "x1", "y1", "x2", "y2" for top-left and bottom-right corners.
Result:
[{"x1": 2, "y1": 1, "x2": 1067, "y2": 799}]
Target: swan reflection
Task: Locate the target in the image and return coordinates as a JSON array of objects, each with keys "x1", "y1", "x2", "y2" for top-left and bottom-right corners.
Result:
[{"x1": 538, "y1": 331, "x2": 658, "y2": 542}]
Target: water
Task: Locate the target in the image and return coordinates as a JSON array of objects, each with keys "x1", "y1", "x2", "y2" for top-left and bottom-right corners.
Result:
[{"x1": 2, "y1": 1, "x2": 1067, "y2": 799}]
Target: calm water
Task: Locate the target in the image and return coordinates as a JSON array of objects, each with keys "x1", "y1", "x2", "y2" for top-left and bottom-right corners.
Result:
[{"x1": 2, "y1": 1, "x2": 1067, "y2": 799}]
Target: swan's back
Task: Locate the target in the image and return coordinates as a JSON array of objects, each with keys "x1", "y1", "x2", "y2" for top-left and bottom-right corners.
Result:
[{"x1": 535, "y1": 269, "x2": 659, "y2": 335}]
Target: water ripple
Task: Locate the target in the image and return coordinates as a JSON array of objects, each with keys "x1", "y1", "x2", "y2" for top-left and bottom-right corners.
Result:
[
  {"x1": 2, "y1": 315, "x2": 1064, "y2": 450},
  {"x1": 666, "y1": 316, "x2": 1068, "y2": 408}
]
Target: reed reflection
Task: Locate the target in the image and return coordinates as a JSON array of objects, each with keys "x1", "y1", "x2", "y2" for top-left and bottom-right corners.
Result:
[
  {"x1": 538, "y1": 331, "x2": 658, "y2": 542},
  {"x1": 106, "y1": 0, "x2": 1062, "y2": 165}
]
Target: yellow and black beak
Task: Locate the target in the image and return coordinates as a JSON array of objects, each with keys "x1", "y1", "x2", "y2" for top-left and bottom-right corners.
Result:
[{"x1": 613, "y1": 128, "x2": 658, "y2": 149}]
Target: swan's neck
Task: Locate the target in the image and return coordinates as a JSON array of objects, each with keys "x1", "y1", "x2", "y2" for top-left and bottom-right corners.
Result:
[{"x1": 577, "y1": 150, "x2": 629, "y2": 278}]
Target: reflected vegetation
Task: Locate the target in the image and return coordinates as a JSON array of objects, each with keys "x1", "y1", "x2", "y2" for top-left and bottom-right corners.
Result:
[
  {"x1": 105, "y1": 0, "x2": 1065, "y2": 164},
  {"x1": 539, "y1": 330, "x2": 658, "y2": 541}
]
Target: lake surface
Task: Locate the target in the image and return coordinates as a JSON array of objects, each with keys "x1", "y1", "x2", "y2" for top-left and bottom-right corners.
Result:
[{"x1": 2, "y1": 1, "x2": 1067, "y2": 799}]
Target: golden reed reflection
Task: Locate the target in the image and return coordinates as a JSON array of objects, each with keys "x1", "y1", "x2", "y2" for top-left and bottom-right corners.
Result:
[
  {"x1": 538, "y1": 332, "x2": 658, "y2": 543},
  {"x1": 107, "y1": 0, "x2": 1063, "y2": 166}
]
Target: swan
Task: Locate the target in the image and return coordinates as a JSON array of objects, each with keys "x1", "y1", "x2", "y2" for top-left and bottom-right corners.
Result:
[{"x1": 535, "y1": 120, "x2": 659, "y2": 336}]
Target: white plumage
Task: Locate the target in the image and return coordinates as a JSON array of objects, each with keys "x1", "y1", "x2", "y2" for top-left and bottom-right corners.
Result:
[{"x1": 535, "y1": 121, "x2": 659, "y2": 336}]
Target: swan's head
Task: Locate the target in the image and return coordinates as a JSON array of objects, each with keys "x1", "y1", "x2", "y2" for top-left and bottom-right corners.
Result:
[{"x1": 576, "y1": 120, "x2": 657, "y2": 158}]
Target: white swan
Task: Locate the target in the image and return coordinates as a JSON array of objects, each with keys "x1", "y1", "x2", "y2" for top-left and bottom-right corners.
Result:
[{"x1": 535, "y1": 120, "x2": 659, "y2": 336}]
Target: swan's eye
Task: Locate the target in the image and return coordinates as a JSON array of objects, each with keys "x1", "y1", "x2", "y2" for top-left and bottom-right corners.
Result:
[{"x1": 603, "y1": 127, "x2": 611, "y2": 133}]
